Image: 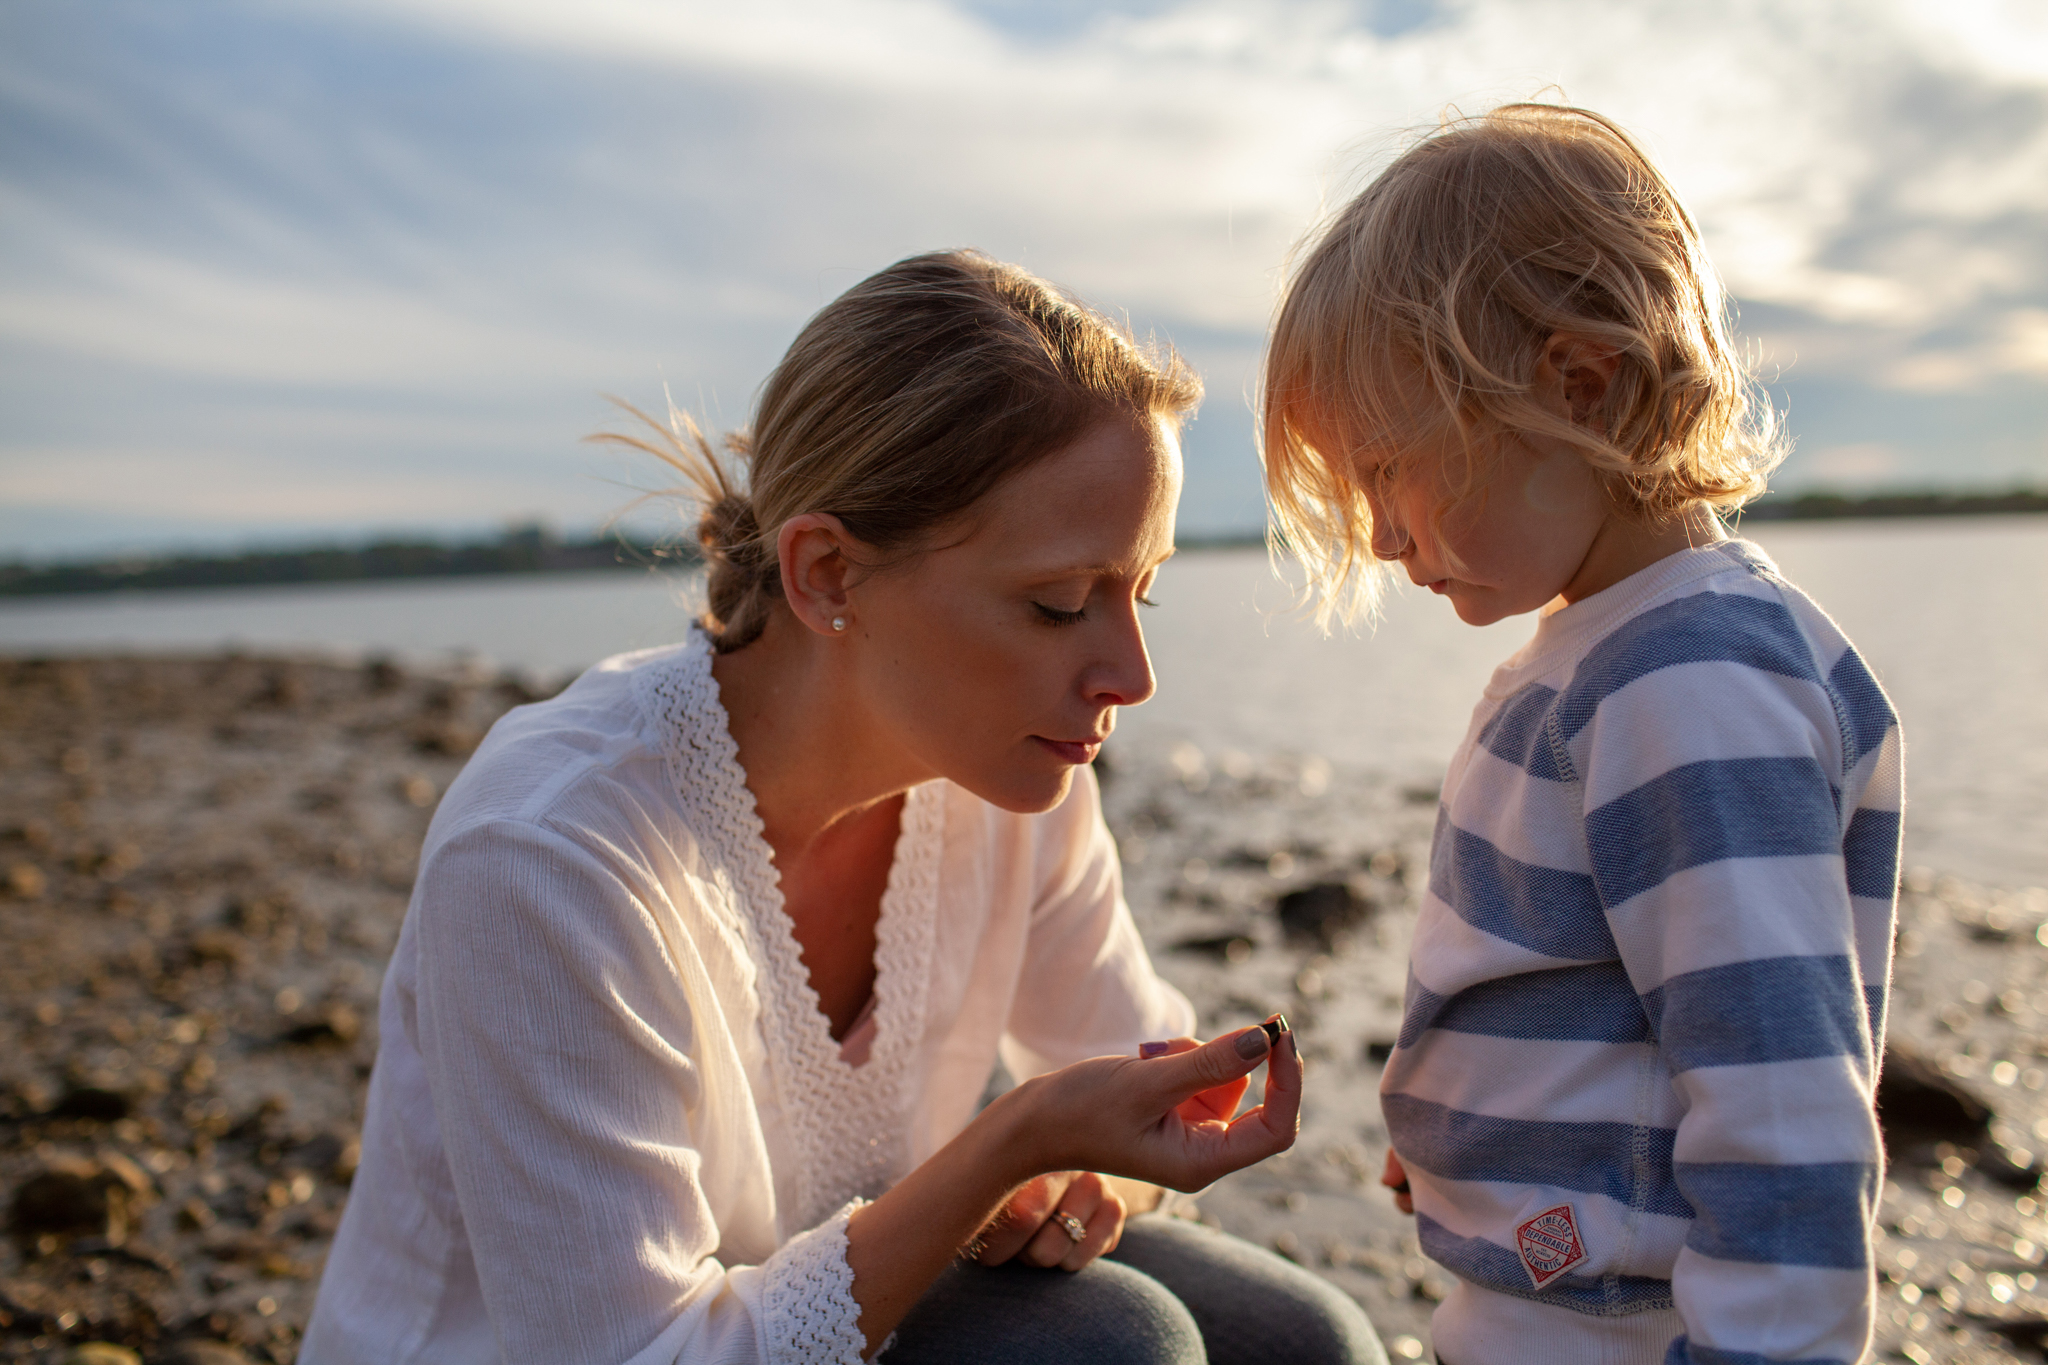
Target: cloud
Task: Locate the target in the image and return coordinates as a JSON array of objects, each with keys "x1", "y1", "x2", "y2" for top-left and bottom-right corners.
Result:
[{"x1": 3, "y1": 0, "x2": 2046, "y2": 557}]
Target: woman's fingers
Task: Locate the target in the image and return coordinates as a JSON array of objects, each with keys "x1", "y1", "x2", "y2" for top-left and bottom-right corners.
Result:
[
  {"x1": 1140, "y1": 1036, "x2": 1247, "y2": 1124},
  {"x1": 1019, "y1": 1172, "x2": 1110, "y2": 1269},
  {"x1": 975, "y1": 1171, "x2": 1074, "y2": 1266},
  {"x1": 1056, "y1": 1190, "x2": 1126, "y2": 1272},
  {"x1": 1175, "y1": 1021, "x2": 1301, "y2": 1186},
  {"x1": 1137, "y1": 1024, "x2": 1274, "y2": 1115}
]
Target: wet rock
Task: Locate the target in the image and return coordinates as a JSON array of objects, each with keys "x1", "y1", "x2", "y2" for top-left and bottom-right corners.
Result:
[
  {"x1": 154, "y1": 1342, "x2": 253, "y2": 1365},
  {"x1": 63, "y1": 1345, "x2": 142, "y2": 1365},
  {"x1": 184, "y1": 930, "x2": 248, "y2": 970},
  {"x1": 1878, "y1": 1046, "x2": 1994, "y2": 1149},
  {"x1": 288, "y1": 1129, "x2": 360, "y2": 1181},
  {"x1": 1276, "y1": 882, "x2": 1371, "y2": 948},
  {"x1": 1172, "y1": 933, "x2": 1255, "y2": 963},
  {"x1": 7, "y1": 860, "x2": 48, "y2": 898},
  {"x1": 50, "y1": 1084, "x2": 134, "y2": 1122},
  {"x1": 281, "y1": 1003, "x2": 361, "y2": 1046},
  {"x1": 7, "y1": 1156, "x2": 128, "y2": 1244},
  {"x1": 97, "y1": 1152, "x2": 154, "y2": 1200},
  {"x1": 1975, "y1": 1143, "x2": 2044, "y2": 1192},
  {"x1": 413, "y1": 722, "x2": 481, "y2": 757},
  {"x1": 1973, "y1": 1313, "x2": 2048, "y2": 1352}
]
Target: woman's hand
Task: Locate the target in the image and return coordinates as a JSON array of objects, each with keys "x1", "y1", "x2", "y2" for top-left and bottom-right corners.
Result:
[
  {"x1": 844, "y1": 1019, "x2": 1297, "y2": 1357},
  {"x1": 1382, "y1": 1149, "x2": 1413, "y2": 1214},
  {"x1": 975, "y1": 1171, "x2": 1126, "y2": 1272},
  {"x1": 990, "y1": 1015, "x2": 1300, "y2": 1195}
]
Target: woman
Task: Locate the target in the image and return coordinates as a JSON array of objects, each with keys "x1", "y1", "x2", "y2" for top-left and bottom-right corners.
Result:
[{"x1": 303, "y1": 250, "x2": 1385, "y2": 1365}]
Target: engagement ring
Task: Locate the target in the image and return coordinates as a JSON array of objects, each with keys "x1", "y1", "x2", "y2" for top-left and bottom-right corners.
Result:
[{"x1": 1055, "y1": 1212, "x2": 1087, "y2": 1243}]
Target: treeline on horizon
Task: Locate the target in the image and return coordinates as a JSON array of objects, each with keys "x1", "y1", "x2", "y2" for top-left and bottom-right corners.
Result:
[{"x1": 4, "y1": 487, "x2": 2045, "y2": 598}]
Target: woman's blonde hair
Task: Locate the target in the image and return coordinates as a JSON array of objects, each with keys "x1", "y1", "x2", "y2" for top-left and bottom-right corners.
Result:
[
  {"x1": 1261, "y1": 102, "x2": 1786, "y2": 626},
  {"x1": 596, "y1": 249, "x2": 1202, "y2": 651}
]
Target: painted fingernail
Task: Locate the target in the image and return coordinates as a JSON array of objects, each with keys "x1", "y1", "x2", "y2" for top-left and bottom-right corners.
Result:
[
  {"x1": 1235, "y1": 1028, "x2": 1271, "y2": 1060},
  {"x1": 1261, "y1": 1014, "x2": 1290, "y2": 1047},
  {"x1": 1139, "y1": 1041, "x2": 1170, "y2": 1059}
]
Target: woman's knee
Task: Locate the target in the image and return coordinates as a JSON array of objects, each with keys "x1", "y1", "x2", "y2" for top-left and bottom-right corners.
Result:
[
  {"x1": 884, "y1": 1255, "x2": 1205, "y2": 1365},
  {"x1": 1109, "y1": 1216, "x2": 1386, "y2": 1365}
]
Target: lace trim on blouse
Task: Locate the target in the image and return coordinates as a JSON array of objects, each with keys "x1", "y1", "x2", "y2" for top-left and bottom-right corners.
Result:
[
  {"x1": 637, "y1": 628, "x2": 944, "y2": 1235},
  {"x1": 757, "y1": 1200, "x2": 871, "y2": 1365}
]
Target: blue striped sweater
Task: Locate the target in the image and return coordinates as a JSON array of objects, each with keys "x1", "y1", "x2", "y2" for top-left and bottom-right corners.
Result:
[{"x1": 1381, "y1": 540, "x2": 1903, "y2": 1365}]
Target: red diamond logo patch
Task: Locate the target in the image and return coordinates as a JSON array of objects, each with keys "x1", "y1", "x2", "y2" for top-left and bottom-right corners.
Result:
[{"x1": 1515, "y1": 1204, "x2": 1588, "y2": 1288}]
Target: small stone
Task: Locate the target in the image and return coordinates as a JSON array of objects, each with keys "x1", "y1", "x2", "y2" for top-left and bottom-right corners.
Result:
[
  {"x1": 1170, "y1": 933, "x2": 1255, "y2": 963},
  {"x1": 1878, "y1": 1046, "x2": 1993, "y2": 1147},
  {"x1": 49, "y1": 1085, "x2": 133, "y2": 1122},
  {"x1": 156, "y1": 1343, "x2": 254, "y2": 1365},
  {"x1": 186, "y1": 930, "x2": 247, "y2": 969},
  {"x1": 7, "y1": 1158, "x2": 125, "y2": 1243},
  {"x1": 1276, "y1": 882, "x2": 1371, "y2": 947},
  {"x1": 96, "y1": 1151, "x2": 153, "y2": 1198},
  {"x1": 282, "y1": 1003, "x2": 361, "y2": 1046},
  {"x1": 62, "y1": 1344, "x2": 140, "y2": 1365},
  {"x1": 7, "y1": 860, "x2": 48, "y2": 897}
]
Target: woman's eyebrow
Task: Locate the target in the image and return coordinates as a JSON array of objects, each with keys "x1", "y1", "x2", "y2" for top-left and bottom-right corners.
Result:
[{"x1": 1030, "y1": 550, "x2": 1177, "y2": 579}]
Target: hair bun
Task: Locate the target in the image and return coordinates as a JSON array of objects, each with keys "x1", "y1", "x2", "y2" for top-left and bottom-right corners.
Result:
[
  {"x1": 697, "y1": 491, "x2": 762, "y2": 568},
  {"x1": 697, "y1": 492, "x2": 777, "y2": 643}
]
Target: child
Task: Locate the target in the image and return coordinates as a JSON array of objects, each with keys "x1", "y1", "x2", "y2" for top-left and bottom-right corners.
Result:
[{"x1": 1260, "y1": 104, "x2": 1903, "y2": 1364}]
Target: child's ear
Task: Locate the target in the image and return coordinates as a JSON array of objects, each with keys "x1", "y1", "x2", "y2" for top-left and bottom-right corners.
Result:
[{"x1": 1537, "y1": 333, "x2": 1622, "y2": 429}]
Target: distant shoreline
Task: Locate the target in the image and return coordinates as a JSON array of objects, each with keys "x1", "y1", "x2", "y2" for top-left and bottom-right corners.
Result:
[{"x1": 4, "y1": 488, "x2": 2043, "y2": 598}]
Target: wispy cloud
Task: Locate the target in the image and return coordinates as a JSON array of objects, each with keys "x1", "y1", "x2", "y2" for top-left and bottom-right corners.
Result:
[{"x1": 3, "y1": 0, "x2": 2045, "y2": 558}]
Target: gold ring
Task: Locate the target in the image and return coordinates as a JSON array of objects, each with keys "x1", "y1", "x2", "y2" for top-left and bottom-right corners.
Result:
[{"x1": 1055, "y1": 1212, "x2": 1087, "y2": 1242}]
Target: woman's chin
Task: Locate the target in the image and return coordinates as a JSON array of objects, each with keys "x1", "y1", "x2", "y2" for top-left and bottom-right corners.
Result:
[{"x1": 967, "y1": 765, "x2": 1078, "y2": 816}]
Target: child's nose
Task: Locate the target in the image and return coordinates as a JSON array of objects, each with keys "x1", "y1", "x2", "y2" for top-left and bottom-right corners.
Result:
[{"x1": 1367, "y1": 494, "x2": 1409, "y2": 561}]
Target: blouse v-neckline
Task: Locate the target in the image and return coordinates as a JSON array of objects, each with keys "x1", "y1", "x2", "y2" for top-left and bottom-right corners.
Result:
[{"x1": 641, "y1": 630, "x2": 945, "y2": 1233}]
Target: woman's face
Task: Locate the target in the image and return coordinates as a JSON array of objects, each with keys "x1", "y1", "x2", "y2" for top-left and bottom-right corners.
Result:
[{"x1": 842, "y1": 412, "x2": 1182, "y2": 814}]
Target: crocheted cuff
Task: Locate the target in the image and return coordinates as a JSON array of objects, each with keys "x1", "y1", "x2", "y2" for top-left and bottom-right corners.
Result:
[{"x1": 758, "y1": 1199, "x2": 869, "y2": 1365}]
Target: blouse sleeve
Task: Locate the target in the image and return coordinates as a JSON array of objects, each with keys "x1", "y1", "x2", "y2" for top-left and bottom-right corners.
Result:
[
  {"x1": 409, "y1": 816, "x2": 867, "y2": 1365},
  {"x1": 998, "y1": 766, "x2": 1196, "y2": 1081}
]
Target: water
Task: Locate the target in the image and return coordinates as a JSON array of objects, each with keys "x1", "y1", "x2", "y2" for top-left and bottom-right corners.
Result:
[{"x1": 3, "y1": 518, "x2": 2043, "y2": 886}]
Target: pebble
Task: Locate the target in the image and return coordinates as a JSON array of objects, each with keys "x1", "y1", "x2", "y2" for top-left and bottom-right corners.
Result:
[
  {"x1": 7, "y1": 1158, "x2": 126, "y2": 1243},
  {"x1": 154, "y1": 1344, "x2": 254, "y2": 1365},
  {"x1": 1275, "y1": 881, "x2": 1371, "y2": 947},
  {"x1": 60, "y1": 1346, "x2": 141, "y2": 1365}
]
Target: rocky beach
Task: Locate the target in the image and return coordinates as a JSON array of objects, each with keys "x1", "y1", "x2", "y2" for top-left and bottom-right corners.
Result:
[{"x1": 4, "y1": 653, "x2": 2047, "y2": 1364}]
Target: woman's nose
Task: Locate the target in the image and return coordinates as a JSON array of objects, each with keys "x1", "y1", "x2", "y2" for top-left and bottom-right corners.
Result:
[{"x1": 1088, "y1": 609, "x2": 1157, "y2": 708}]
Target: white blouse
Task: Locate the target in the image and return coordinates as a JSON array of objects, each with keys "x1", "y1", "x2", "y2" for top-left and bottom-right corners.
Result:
[{"x1": 302, "y1": 630, "x2": 1195, "y2": 1365}]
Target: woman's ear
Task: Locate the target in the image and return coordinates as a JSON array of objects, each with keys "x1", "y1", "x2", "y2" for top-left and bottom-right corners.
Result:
[
  {"x1": 776, "y1": 513, "x2": 862, "y2": 637},
  {"x1": 1537, "y1": 333, "x2": 1622, "y2": 428}
]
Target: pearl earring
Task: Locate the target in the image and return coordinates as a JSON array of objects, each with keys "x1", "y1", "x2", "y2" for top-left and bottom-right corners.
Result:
[{"x1": 831, "y1": 616, "x2": 846, "y2": 632}]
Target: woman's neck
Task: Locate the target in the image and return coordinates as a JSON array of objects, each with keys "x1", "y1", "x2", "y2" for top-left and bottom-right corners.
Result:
[{"x1": 709, "y1": 608, "x2": 934, "y2": 864}]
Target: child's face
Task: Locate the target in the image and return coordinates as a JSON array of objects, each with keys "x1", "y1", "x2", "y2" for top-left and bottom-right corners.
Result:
[{"x1": 1350, "y1": 426, "x2": 1615, "y2": 627}]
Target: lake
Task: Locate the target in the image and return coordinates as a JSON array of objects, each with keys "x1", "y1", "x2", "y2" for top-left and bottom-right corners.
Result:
[{"x1": 3, "y1": 516, "x2": 2043, "y2": 888}]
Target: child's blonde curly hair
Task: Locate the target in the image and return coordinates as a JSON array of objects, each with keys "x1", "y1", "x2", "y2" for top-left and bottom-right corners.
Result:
[{"x1": 1261, "y1": 102, "x2": 1786, "y2": 627}]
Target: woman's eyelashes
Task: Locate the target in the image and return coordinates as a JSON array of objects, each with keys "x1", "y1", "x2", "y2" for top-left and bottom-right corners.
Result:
[{"x1": 1031, "y1": 601, "x2": 1088, "y2": 626}]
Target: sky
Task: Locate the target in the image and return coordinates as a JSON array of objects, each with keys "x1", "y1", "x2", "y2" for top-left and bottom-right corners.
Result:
[{"x1": 4, "y1": 0, "x2": 2047, "y2": 561}]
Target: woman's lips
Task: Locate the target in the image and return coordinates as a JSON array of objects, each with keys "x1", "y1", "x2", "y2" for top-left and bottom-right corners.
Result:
[
  {"x1": 1032, "y1": 736, "x2": 1103, "y2": 765},
  {"x1": 1426, "y1": 579, "x2": 1451, "y2": 595}
]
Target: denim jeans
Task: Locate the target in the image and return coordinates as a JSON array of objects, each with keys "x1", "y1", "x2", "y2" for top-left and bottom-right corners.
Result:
[{"x1": 881, "y1": 1213, "x2": 1390, "y2": 1365}]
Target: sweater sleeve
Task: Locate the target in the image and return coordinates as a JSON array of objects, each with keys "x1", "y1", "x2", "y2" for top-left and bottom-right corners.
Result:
[
  {"x1": 1574, "y1": 645, "x2": 1898, "y2": 1365},
  {"x1": 999, "y1": 766, "x2": 1196, "y2": 1081},
  {"x1": 410, "y1": 817, "x2": 867, "y2": 1365}
]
